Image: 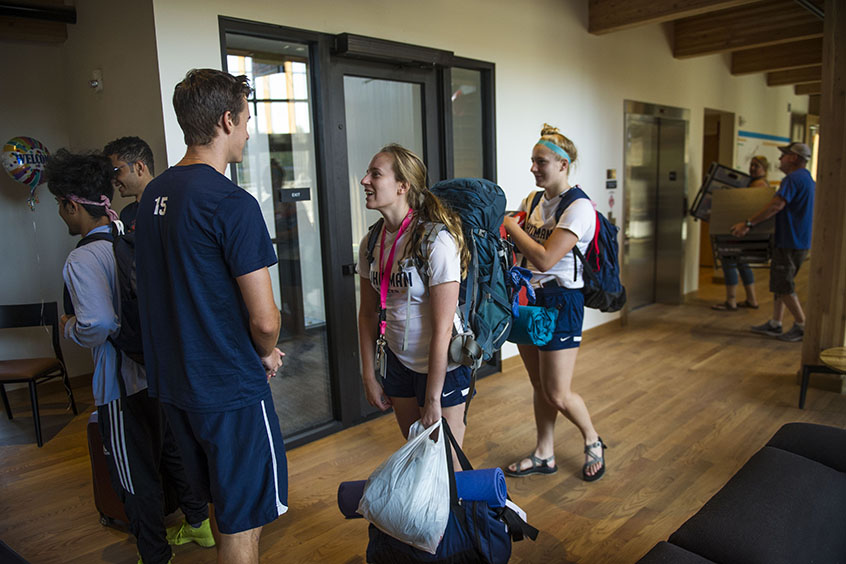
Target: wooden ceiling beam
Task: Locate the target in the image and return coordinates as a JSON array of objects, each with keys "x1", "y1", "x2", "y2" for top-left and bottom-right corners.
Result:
[
  {"x1": 588, "y1": 0, "x2": 757, "y2": 35},
  {"x1": 673, "y1": 0, "x2": 823, "y2": 58},
  {"x1": 795, "y1": 82, "x2": 822, "y2": 95},
  {"x1": 731, "y1": 38, "x2": 823, "y2": 74},
  {"x1": 767, "y1": 65, "x2": 822, "y2": 85},
  {"x1": 0, "y1": 0, "x2": 70, "y2": 43},
  {"x1": 0, "y1": 14, "x2": 65, "y2": 42}
]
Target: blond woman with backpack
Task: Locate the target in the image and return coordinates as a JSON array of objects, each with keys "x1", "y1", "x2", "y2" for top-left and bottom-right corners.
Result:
[{"x1": 502, "y1": 124, "x2": 607, "y2": 482}]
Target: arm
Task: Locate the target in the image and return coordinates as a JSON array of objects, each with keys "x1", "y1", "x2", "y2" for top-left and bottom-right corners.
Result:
[
  {"x1": 62, "y1": 253, "x2": 119, "y2": 348},
  {"x1": 730, "y1": 195, "x2": 786, "y2": 237},
  {"x1": 358, "y1": 276, "x2": 391, "y2": 410},
  {"x1": 236, "y1": 267, "x2": 283, "y2": 375},
  {"x1": 503, "y1": 215, "x2": 579, "y2": 272},
  {"x1": 420, "y1": 280, "x2": 460, "y2": 427}
]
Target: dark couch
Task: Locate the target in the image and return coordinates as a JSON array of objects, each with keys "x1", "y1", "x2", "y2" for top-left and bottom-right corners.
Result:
[{"x1": 637, "y1": 422, "x2": 846, "y2": 564}]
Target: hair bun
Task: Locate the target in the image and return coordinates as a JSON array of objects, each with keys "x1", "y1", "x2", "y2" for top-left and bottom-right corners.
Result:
[{"x1": 540, "y1": 123, "x2": 561, "y2": 137}]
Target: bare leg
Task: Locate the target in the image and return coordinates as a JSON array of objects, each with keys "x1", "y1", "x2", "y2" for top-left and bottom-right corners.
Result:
[
  {"x1": 724, "y1": 284, "x2": 738, "y2": 307},
  {"x1": 391, "y1": 397, "x2": 423, "y2": 439},
  {"x1": 440, "y1": 404, "x2": 466, "y2": 447},
  {"x1": 773, "y1": 295, "x2": 786, "y2": 324},
  {"x1": 743, "y1": 284, "x2": 758, "y2": 307},
  {"x1": 538, "y1": 348, "x2": 601, "y2": 477},
  {"x1": 218, "y1": 526, "x2": 261, "y2": 564},
  {"x1": 781, "y1": 293, "x2": 806, "y2": 324},
  {"x1": 506, "y1": 344, "x2": 558, "y2": 473}
]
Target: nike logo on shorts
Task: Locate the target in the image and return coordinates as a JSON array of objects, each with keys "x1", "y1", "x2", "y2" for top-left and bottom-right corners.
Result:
[
  {"x1": 442, "y1": 389, "x2": 457, "y2": 398},
  {"x1": 560, "y1": 336, "x2": 571, "y2": 342}
]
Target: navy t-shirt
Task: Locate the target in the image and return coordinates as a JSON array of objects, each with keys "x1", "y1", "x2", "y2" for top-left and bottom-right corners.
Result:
[
  {"x1": 774, "y1": 168, "x2": 815, "y2": 249},
  {"x1": 135, "y1": 164, "x2": 278, "y2": 412}
]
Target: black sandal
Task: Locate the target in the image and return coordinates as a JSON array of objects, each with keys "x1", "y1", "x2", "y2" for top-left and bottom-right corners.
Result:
[
  {"x1": 711, "y1": 301, "x2": 738, "y2": 311},
  {"x1": 583, "y1": 438, "x2": 607, "y2": 482},
  {"x1": 737, "y1": 300, "x2": 759, "y2": 309},
  {"x1": 504, "y1": 453, "x2": 558, "y2": 477}
]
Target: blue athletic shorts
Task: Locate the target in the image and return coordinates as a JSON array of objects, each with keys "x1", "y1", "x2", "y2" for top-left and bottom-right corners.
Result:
[
  {"x1": 381, "y1": 346, "x2": 472, "y2": 408},
  {"x1": 534, "y1": 286, "x2": 584, "y2": 351},
  {"x1": 162, "y1": 390, "x2": 288, "y2": 534}
]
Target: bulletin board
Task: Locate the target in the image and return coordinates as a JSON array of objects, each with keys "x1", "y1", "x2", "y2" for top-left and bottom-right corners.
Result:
[{"x1": 736, "y1": 130, "x2": 790, "y2": 189}]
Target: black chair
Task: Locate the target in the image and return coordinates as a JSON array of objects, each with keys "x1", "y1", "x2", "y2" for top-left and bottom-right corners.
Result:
[{"x1": 0, "y1": 302, "x2": 78, "y2": 446}]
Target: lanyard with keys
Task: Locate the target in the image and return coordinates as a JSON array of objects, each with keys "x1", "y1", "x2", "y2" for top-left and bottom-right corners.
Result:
[{"x1": 374, "y1": 208, "x2": 414, "y2": 380}]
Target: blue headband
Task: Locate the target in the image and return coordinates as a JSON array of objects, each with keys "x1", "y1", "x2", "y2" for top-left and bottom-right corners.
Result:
[{"x1": 536, "y1": 139, "x2": 571, "y2": 163}]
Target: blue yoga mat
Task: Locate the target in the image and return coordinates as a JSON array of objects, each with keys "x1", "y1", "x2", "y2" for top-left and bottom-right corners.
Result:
[
  {"x1": 506, "y1": 305, "x2": 558, "y2": 346},
  {"x1": 338, "y1": 468, "x2": 507, "y2": 519}
]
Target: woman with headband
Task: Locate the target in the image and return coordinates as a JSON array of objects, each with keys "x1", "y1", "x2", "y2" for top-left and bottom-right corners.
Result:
[
  {"x1": 711, "y1": 155, "x2": 769, "y2": 311},
  {"x1": 357, "y1": 144, "x2": 471, "y2": 445},
  {"x1": 502, "y1": 124, "x2": 606, "y2": 482}
]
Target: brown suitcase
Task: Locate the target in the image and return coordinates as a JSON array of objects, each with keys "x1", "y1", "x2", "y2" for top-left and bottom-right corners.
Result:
[{"x1": 87, "y1": 411, "x2": 130, "y2": 526}]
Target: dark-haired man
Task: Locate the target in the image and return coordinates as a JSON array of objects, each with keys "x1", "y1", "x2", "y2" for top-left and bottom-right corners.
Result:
[
  {"x1": 47, "y1": 150, "x2": 212, "y2": 564},
  {"x1": 104, "y1": 136, "x2": 156, "y2": 232},
  {"x1": 136, "y1": 69, "x2": 287, "y2": 564},
  {"x1": 731, "y1": 141, "x2": 815, "y2": 342}
]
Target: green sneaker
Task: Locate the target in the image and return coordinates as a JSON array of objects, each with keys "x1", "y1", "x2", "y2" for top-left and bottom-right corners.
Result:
[{"x1": 166, "y1": 518, "x2": 215, "y2": 548}]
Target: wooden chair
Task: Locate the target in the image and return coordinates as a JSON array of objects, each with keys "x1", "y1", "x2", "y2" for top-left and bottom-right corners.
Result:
[
  {"x1": 0, "y1": 302, "x2": 78, "y2": 446},
  {"x1": 800, "y1": 347, "x2": 846, "y2": 409}
]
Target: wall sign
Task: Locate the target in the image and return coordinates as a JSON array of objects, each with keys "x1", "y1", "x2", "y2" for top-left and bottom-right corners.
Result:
[{"x1": 278, "y1": 188, "x2": 311, "y2": 203}]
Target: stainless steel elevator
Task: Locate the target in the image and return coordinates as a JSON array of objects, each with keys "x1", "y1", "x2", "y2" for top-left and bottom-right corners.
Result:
[{"x1": 623, "y1": 101, "x2": 689, "y2": 309}]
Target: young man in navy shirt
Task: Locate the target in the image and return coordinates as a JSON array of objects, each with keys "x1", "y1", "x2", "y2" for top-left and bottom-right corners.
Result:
[
  {"x1": 731, "y1": 142, "x2": 815, "y2": 342},
  {"x1": 135, "y1": 69, "x2": 287, "y2": 564},
  {"x1": 104, "y1": 136, "x2": 155, "y2": 233}
]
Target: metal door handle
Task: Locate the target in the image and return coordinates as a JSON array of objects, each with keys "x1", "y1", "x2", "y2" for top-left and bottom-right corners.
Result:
[{"x1": 342, "y1": 263, "x2": 357, "y2": 276}]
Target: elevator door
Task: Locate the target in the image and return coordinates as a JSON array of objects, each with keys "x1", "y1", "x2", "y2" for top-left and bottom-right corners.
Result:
[{"x1": 624, "y1": 101, "x2": 689, "y2": 309}]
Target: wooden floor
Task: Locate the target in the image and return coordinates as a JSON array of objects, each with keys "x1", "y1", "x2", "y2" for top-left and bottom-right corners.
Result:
[{"x1": 2, "y1": 267, "x2": 845, "y2": 563}]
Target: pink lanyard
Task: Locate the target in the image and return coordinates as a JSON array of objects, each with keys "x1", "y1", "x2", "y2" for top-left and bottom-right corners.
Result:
[{"x1": 378, "y1": 208, "x2": 414, "y2": 336}]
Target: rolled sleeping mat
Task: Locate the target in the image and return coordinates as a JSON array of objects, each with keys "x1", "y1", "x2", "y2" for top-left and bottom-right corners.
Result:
[
  {"x1": 338, "y1": 467, "x2": 508, "y2": 519},
  {"x1": 506, "y1": 305, "x2": 558, "y2": 346}
]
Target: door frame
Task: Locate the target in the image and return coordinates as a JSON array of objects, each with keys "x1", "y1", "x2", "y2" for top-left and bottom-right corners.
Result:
[{"x1": 219, "y1": 17, "x2": 498, "y2": 445}]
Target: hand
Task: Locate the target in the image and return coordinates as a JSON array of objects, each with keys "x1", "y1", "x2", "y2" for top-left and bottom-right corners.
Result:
[
  {"x1": 60, "y1": 314, "x2": 72, "y2": 335},
  {"x1": 502, "y1": 215, "x2": 519, "y2": 235},
  {"x1": 261, "y1": 348, "x2": 284, "y2": 381},
  {"x1": 419, "y1": 400, "x2": 442, "y2": 428},
  {"x1": 730, "y1": 222, "x2": 750, "y2": 238},
  {"x1": 363, "y1": 377, "x2": 391, "y2": 411}
]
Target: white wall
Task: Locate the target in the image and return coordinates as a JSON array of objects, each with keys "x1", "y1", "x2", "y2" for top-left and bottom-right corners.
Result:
[
  {"x1": 64, "y1": 0, "x2": 167, "y2": 182},
  {"x1": 0, "y1": 39, "x2": 89, "y2": 373},
  {"x1": 146, "y1": 0, "x2": 806, "y2": 358},
  {"x1": 0, "y1": 0, "x2": 165, "y2": 378}
]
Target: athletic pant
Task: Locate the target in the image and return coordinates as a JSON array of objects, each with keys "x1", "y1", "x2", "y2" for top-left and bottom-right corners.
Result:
[{"x1": 98, "y1": 389, "x2": 209, "y2": 564}]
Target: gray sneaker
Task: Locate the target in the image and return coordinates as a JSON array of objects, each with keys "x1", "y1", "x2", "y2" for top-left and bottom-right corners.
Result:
[
  {"x1": 750, "y1": 321, "x2": 783, "y2": 336},
  {"x1": 777, "y1": 324, "x2": 804, "y2": 342}
]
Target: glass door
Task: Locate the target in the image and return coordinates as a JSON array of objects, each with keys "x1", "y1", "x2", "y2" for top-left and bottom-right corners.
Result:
[
  {"x1": 225, "y1": 33, "x2": 334, "y2": 440},
  {"x1": 333, "y1": 59, "x2": 441, "y2": 417}
]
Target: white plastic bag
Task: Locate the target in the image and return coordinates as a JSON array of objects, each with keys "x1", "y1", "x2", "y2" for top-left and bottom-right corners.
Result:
[{"x1": 357, "y1": 419, "x2": 450, "y2": 554}]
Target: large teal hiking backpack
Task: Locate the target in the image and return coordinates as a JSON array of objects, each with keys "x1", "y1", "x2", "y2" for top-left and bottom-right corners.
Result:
[{"x1": 365, "y1": 178, "x2": 514, "y2": 418}]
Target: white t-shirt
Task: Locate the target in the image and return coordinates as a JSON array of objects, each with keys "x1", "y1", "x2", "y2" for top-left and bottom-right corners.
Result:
[
  {"x1": 516, "y1": 187, "x2": 596, "y2": 289},
  {"x1": 358, "y1": 223, "x2": 461, "y2": 373}
]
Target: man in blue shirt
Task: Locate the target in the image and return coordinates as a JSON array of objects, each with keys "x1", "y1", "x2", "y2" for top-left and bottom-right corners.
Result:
[
  {"x1": 47, "y1": 150, "x2": 212, "y2": 564},
  {"x1": 136, "y1": 69, "x2": 287, "y2": 564},
  {"x1": 104, "y1": 136, "x2": 156, "y2": 233},
  {"x1": 732, "y1": 142, "x2": 815, "y2": 342}
]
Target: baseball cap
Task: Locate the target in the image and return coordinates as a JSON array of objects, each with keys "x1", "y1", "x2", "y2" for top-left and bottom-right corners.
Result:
[{"x1": 778, "y1": 142, "x2": 811, "y2": 160}]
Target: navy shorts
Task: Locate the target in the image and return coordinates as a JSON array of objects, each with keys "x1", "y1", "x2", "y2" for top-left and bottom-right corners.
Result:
[
  {"x1": 381, "y1": 347, "x2": 472, "y2": 408},
  {"x1": 162, "y1": 390, "x2": 288, "y2": 534},
  {"x1": 534, "y1": 286, "x2": 584, "y2": 351}
]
